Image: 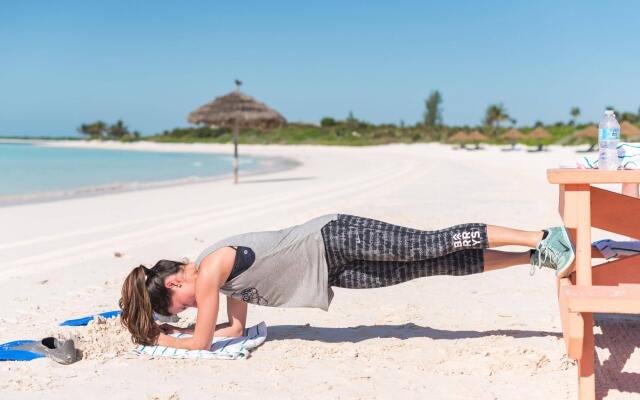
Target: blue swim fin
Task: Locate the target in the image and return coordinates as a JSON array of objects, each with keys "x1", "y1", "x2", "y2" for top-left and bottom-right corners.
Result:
[
  {"x1": 0, "y1": 338, "x2": 77, "y2": 364},
  {"x1": 59, "y1": 310, "x2": 121, "y2": 326},
  {"x1": 0, "y1": 340, "x2": 46, "y2": 361}
]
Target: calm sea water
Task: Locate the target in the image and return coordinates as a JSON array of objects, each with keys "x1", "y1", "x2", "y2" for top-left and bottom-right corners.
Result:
[{"x1": 0, "y1": 142, "x2": 261, "y2": 198}]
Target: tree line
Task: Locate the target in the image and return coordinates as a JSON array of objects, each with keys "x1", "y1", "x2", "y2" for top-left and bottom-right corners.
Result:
[
  {"x1": 77, "y1": 92, "x2": 640, "y2": 146},
  {"x1": 421, "y1": 89, "x2": 640, "y2": 136},
  {"x1": 77, "y1": 120, "x2": 140, "y2": 141}
]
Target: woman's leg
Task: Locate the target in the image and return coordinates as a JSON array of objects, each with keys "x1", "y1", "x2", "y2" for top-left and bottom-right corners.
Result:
[
  {"x1": 487, "y1": 225, "x2": 543, "y2": 248},
  {"x1": 322, "y1": 214, "x2": 488, "y2": 265},
  {"x1": 329, "y1": 248, "x2": 530, "y2": 289},
  {"x1": 322, "y1": 215, "x2": 547, "y2": 289},
  {"x1": 329, "y1": 249, "x2": 484, "y2": 289},
  {"x1": 483, "y1": 249, "x2": 531, "y2": 271},
  {"x1": 322, "y1": 214, "x2": 544, "y2": 266}
]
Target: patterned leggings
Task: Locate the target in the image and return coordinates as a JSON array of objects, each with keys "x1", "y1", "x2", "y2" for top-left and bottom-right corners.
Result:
[{"x1": 321, "y1": 214, "x2": 489, "y2": 289}]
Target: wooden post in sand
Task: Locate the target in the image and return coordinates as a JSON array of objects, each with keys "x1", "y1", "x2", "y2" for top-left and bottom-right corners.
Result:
[{"x1": 233, "y1": 123, "x2": 239, "y2": 184}]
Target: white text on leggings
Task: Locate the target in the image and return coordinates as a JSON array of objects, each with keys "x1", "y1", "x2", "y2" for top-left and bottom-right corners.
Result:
[{"x1": 453, "y1": 230, "x2": 482, "y2": 248}]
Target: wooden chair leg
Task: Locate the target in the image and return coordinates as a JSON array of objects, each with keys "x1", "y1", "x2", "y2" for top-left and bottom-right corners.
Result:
[
  {"x1": 567, "y1": 183, "x2": 596, "y2": 400},
  {"x1": 559, "y1": 278, "x2": 584, "y2": 360},
  {"x1": 577, "y1": 313, "x2": 595, "y2": 400}
]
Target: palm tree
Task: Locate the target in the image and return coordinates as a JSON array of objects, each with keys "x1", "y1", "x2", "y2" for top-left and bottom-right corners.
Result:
[
  {"x1": 483, "y1": 103, "x2": 510, "y2": 137},
  {"x1": 424, "y1": 90, "x2": 443, "y2": 128},
  {"x1": 570, "y1": 107, "x2": 581, "y2": 125},
  {"x1": 108, "y1": 120, "x2": 130, "y2": 139},
  {"x1": 77, "y1": 121, "x2": 107, "y2": 139}
]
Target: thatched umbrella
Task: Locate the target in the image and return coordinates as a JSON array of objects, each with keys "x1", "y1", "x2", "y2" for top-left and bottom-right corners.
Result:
[
  {"x1": 574, "y1": 125, "x2": 598, "y2": 152},
  {"x1": 448, "y1": 131, "x2": 471, "y2": 149},
  {"x1": 621, "y1": 121, "x2": 640, "y2": 140},
  {"x1": 467, "y1": 130, "x2": 489, "y2": 150},
  {"x1": 528, "y1": 127, "x2": 552, "y2": 152},
  {"x1": 188, "y1": 80, "x2": 286, "y2": 183},
  {"x1": 501, "y1": 128, "x2": 525, "y2": 150}
]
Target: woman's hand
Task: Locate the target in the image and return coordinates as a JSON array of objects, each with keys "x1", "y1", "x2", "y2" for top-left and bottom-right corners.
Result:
[
  {"x1": 160, "y1": 324, "x2": 182, "y2": 335},
  {"x1": 156, "y1": 332, "x2": 174, "y2": 347},
  {"x1": 159, "y1": 323, "x2": 196, "y2": 336}
]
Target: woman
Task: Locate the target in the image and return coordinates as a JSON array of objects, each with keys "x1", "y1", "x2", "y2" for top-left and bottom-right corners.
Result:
[{"x1": 120, "y1": 214, "x2": 578, "y2": 349}]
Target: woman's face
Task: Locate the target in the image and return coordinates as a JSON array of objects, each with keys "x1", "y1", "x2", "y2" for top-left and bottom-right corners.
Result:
[{"x1": 165, "y1": 271, "x2": 197, "y2": 315}]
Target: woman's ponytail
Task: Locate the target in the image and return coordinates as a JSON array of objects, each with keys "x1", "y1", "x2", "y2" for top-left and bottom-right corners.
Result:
[
  {"x1": 119, "y1": 265, "x2": 160, "y2": 345},
  {"x1": 119, "y1": 260, "x2": 186, "y2": 345}
]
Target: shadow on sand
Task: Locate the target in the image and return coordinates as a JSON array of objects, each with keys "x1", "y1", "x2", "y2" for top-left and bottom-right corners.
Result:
[
  {"x1": 594, "y1": 317, "x2": 640, "y2": 399},
  {"x1": 266, "y1": 322, "x2": 561, "y2": 343},
  {"x1": 267, "y1": 321, "x2": 640, "y2": 398}
]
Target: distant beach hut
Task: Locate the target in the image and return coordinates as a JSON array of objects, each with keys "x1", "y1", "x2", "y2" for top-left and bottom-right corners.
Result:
[
  {"x1": 574, "y1": 125, "x2": 598, "y2": 152},
  {"x1": 467, "y1": 130, "x2": 489, "y2": 150},
  {"x1": 448, "y1": 131, "x2": 471, "y2": 149},
  {"x1": 621, "y1": 121, "x2": 640, "y2": 140},
  {"x1": 500, "y1": 128, "x2": 525, "y2": 150},
  {"x1": 188, "y1": 80, "x2": 286, "y2": 183},
  {"x1": 527, "y1": 127, "x2": 552, "y2": 152}
]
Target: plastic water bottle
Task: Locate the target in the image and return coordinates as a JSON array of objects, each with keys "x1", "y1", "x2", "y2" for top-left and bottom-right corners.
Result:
[{"x1": 598, "y1": 110, "x2": 620, "y2": 170}]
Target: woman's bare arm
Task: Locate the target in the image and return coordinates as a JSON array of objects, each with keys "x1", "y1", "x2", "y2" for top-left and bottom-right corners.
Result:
[
  {"x1": 220, "y1": 296, "x2": 247, "y2": 337},
  {"x1": 160, "y1": 249, "x2": 248, "y2": 339},
  {"x1": 157, "y1": 249, "x2": 235, "y2": 349},
  {"x1": 160, "y1": 298, "x2": 247, "y2": 337},
  {"x1": 161, "y1": 320, "x2": 239, "y2": 335}
]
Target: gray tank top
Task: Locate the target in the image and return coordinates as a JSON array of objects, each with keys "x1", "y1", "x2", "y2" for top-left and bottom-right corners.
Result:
[{"x1": 195, "y1": 214, "x2": 338, "y2": 311}]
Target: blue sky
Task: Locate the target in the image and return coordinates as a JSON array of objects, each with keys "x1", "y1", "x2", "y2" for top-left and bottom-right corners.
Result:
[{"x1": 1, "y1": 1, "x2": 639, "y2": 136}]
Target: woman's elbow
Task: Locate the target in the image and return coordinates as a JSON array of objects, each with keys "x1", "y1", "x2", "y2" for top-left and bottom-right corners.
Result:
[
  {"x1": 190, "y1": 343, "x2": 210, "y2": 351},
  {"x1": 189, "y1": 340, "x2": 211, "y2": 351},
  {"x1": 232, "y1": 325, "x2": 245, "y2": 337}
]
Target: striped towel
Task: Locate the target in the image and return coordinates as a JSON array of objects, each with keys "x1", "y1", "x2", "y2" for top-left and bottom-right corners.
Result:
[
  {"x1": 593, "y1": 239, "x2": 640, "y2": 260},
  {"x1": 577, "y1": 142, "x2": 640, "y2": 169},
  {"x1": 132, "y1": 321, "x2": 267, "y2": 360}
]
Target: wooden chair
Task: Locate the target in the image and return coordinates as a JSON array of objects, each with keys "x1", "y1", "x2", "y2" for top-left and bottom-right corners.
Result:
[{"x1": 547, "y1": 169, "x2": 640, "y2": 400}]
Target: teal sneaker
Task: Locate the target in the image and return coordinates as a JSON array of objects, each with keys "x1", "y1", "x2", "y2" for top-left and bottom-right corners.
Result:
[{"x1": 530, "y1": 227, "x2": 575, "y2": 278}]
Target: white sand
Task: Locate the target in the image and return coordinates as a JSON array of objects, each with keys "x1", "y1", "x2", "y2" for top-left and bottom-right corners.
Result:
[{"x1": 1, "y1": 141, "x2": 639, "y2": 399}]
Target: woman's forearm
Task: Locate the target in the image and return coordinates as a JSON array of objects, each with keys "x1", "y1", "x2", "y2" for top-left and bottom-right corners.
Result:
[
  {"x1": 157, "y1": 332, "x2": 198, "y2": 349},
  {"x1": 158, "y1": 321, "x2": 242, "y2": 346}
]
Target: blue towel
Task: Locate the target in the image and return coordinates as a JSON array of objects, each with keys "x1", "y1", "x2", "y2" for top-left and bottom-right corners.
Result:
[{"x1": 59, "y1": 310, "x2": 121, "y2": 326}]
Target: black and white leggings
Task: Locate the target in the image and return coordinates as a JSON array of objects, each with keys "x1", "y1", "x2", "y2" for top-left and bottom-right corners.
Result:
[{"x1": 321, "y1": 214, "x2": 489, "y2": 289}]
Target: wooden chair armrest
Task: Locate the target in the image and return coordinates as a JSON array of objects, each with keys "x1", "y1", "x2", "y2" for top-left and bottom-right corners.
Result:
[{"x1": 548, "y1": 168, "x2": 640, "y2": 184}]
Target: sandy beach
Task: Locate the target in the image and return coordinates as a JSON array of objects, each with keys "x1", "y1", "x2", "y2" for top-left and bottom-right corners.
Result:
[{"x1": 1, "y1": 141, "x2": 639, "y2": 400}]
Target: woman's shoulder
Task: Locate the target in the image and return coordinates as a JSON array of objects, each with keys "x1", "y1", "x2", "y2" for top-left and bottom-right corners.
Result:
[
  {"x1": 200, "y1": 245, "x2": 236, "y2": 262},
  {"x1": 197, "y1": 246, "x2": 236, "y2": 282},
  {"x1": 194, "y1": 234, "x2": 244, "y2": 268}
]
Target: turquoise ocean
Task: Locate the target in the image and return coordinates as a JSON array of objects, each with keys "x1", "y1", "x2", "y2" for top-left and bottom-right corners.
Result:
[{"x1": 0, "y1": 142, "x2": 266, "y2": 202}]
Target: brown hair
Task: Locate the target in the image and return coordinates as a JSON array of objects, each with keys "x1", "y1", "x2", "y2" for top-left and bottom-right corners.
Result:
[{"x1": 119, "y1": 260, "x2": 185, "y2": 345}]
